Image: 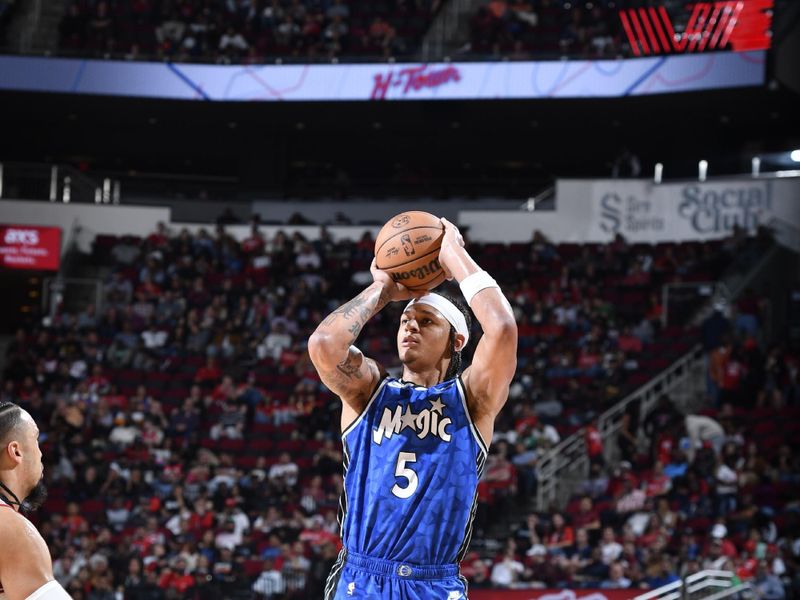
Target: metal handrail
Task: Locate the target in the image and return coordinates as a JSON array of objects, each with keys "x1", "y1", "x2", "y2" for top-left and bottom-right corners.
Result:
[
  {"x1": 534, "y1": 238, "x2": 782, "y2": 510},
  {"x1": 421, "y1": 0, "x2": 478, "y2": 60},
  {"x1": 635, "y1": 570, "x2": 751, "y2": 600},
  {"x1": 0, "y1": 161, "x2": 119, "y2": 204},
  {"x1": 685, "y1": 570, "x2": 737, "y2": 583},
  {"x1": 535, "y1": 343, "x2": 705, "y2": 510},
  {"x1": 767, "y1": 216, "x2": 800, "y2": 253},
  {"x1": 635, "y1": 581, "x2": 682, "y2": 600},
  {"x1": 520, "y1": 184, "x2": 555, "y2": 212}
]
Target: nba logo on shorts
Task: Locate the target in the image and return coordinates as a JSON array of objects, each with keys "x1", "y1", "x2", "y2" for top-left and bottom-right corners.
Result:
[
  {"x1": 347, "y1": 582, "x2": 355, "y2": 596},
  {"x1": 447, "y1": 592, "x2": 463, "y2": 600}
]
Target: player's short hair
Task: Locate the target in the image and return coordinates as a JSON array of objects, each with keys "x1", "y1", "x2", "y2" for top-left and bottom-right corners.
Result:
[{"x1": 0, "y1": 402, "x2": 23, "y2": 446}]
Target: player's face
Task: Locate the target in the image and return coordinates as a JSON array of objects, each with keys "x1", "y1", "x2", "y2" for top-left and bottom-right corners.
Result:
[
  {"x1": 397, "y1": 305, "x2": 451, "y2": 366},
  {"x1": 18, "y1": 410, "x2": 44, "y2": 493}
]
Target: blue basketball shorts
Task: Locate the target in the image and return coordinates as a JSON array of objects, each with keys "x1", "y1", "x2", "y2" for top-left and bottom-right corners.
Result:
[{"x1": 325, "y1": 550, "x2": 469, "y2": 599}]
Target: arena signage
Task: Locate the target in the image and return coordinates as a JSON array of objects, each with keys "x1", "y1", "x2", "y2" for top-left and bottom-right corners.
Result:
[
  {"x1": 620, "y1": 0, "x2": 773, "y2": 56},
  {"x1": 371, "y1": 64, "x2": 461, "y2": 100},
  {"x1": 458, "y1": 177, "x2": 800, "y2": 244},
  {"x1": 596, "y1": 180, "x2": 774, "y2": 237},
  {"x1": 0, "y1": 51, "x2": 764, "y2": 101},
  {"x1": 0, "y1": 225, "x2": 61, "y2": 271}
]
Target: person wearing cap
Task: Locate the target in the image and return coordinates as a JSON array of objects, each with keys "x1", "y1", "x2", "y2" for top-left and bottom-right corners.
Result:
[{"x1": 308, "y1": 217, "x2": 517, "y2": 599}]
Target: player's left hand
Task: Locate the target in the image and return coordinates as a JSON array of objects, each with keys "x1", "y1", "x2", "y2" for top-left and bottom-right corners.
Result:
[
  {"x1": 370, "y1": 258, "x2": 425, "y2": 302},
  {"x1": 438, "y1": 217, "x2": 465, "y2": 281}
]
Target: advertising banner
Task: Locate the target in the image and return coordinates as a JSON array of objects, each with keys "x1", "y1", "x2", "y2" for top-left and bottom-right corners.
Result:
[
  {"x1": 471, "y1": 588, "x2": 639, "y2": 600},
  {"x1": 459, "y1": 177, "x2": 800, "y2": 244},
  {"x1": 585, "y1": 178, "x2": 791, "y2": 242},
  {"x1": 0, "y1": 225, "x2": 62, "y2": 271},
  {"x1": 0, "y1": 51, "x2": 764, "y2": 101}
]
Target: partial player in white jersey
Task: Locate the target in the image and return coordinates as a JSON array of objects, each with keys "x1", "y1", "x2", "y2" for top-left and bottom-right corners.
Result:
[{"x1": 0, "y1": 402, "x2": 72, "y2": 600}]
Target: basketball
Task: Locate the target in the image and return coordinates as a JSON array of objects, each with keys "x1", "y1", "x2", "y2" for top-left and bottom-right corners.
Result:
[{"x1": 374, "y1": 211, "x2": 446, "y2": 290}]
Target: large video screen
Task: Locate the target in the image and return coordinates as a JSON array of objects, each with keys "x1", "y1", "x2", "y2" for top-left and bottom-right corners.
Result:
[{"x1": 619, "y1": 0, "x2": 772, "y2": 56}]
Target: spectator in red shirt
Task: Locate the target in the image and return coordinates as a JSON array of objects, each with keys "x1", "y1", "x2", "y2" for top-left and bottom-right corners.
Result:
[
  {"x1": 211, "y1": 375, "x2": 237, "y2": 403},
  {"x1": 645, "y1": 461, "x2": 671, "y2": 497},
  {"x1": 709, "y1": 338, "x2": 732, "y2": 405},
  {"x1": 719, "y1": 347, "x2": 747, "y2": 405},
  {"x1": 241, "y1": 223, "x2": 266, "y2": 255},
  {"x1": 194, "y1": 356, "x2": 222, "y2": 385},
  {"x1": 188, "y1": 498, "x2": 215, "y2": 535},
  {"x1": 146, "y1": 222, "x2": 170, "y2": 250},
  {"x1": 584, "y1": 421, "x2": 604, "y2": 464},
  {"x1": 617, "y1": 325, "x2": 643, "y2": 354},
  {"x1": 572, "y1": 496, "x2": 601, "y2": 532},
  {"x1": 64, "y1": 501, "x2": 89, "y2": 536},
  {"x1": 546, "y1": 512, "x2": 575, "y2": 555},
  {"x1": 158, "y1": 558, "x2": 195, "y2": 593}
]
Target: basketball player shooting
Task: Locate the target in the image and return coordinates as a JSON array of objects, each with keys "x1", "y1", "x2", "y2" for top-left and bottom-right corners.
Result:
[
  {"x1": 0, "y1": 402, "x2": 72, "y2": 600},
  {"x1": 309, "y1": 218, "x2": 517, "y2": 599}
]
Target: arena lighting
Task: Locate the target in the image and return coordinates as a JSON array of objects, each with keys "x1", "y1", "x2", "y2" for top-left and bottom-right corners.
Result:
[
  {"x1": 654, "y1": 163, "x2": 664, "y2": 184},
  {"x1": 791, "y1": 150, "x2": 800, "y2": 162},
  {"x1": 752, "y1": 157, "x2": 761, "y2": 176},
  {"x1": 699, "y1": 160, "x2": 708, "y2": 182},
  {"x1": 619, "y1": 0, "x2": 773, "y2": 56}
]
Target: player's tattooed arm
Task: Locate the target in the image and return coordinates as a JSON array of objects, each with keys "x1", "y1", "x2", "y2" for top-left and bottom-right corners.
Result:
[
  {"x1": 310, "y1": 260, "x2": 418, "y2": 407},
  {"x1": 309, "y1": 283, "x2": 390, "y2": 401},
  {"x1": 319, "y1": 284, "x2": 391, "y2": 341}
]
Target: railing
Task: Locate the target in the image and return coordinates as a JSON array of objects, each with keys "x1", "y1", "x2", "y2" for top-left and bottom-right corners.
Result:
[
  {"x1": 520, "y1": 184, "x2": 556, "y2": 212},
  {"x1": 686, "y1": 243, "x2": 780, "y2": 335},
  {"x1": 534, "y1": 238, "x2": 784, "y2": 510},
  {"x1": 421, "y1": 0, "x2": 480, "y2": 61},
  {"x1": 767, "y1": 217, "x2": 800, "y2": 254},
  {"x1": 18, "y1": 0, "x2": 42, "y2": 53},
  {"x1": 535, "y1": 343, "x2": 705, "y2": 510},
  {"x1": 635, "y1": 570, "x2": 752, "y2": 600},
  {"x1": 42, "y1": 277, "x2": 103, "y2": 319},
  {"x1": 0, "y1": 162, "x2": 121, "y2": 204},
  {"x1": 661, "y1": 282, "x2": 726, "y2": 329}
]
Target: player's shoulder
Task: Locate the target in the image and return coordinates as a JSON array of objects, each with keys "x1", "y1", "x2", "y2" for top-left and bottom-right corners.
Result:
[
  {"x1": 0, "y1": 507, "x2": 54, "y2": 586},
  {"x1": 0, "y1": 507, "x2": 42, "y2": 543},
  {"x1": 0, "y1": 504, "x2": 22, "y2": 528}
]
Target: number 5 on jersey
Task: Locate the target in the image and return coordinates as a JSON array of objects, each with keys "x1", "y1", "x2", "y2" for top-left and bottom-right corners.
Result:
[{"x1": 391, "y1": 451, "x2": 418, "y2": 498}]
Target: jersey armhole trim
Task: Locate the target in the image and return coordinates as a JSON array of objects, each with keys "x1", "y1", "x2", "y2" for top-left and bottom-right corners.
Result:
[
  {"x1": 24, "y1": 580, "x2": 71, "y2": 600},
  {"x1": 456, "y1": 376, "x2": 489, "y2": 456},
  {"x1": 341, "y1": 376, "x2": 389, "y2": 440}
]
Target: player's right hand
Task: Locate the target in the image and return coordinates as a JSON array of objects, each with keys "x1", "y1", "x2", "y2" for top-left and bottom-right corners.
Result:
[{"x1": 370, "y1": 258, "x2": 425, "y2": 302}]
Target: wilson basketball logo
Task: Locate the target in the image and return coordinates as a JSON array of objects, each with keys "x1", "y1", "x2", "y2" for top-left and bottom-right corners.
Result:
[
  {"x1": 391, "y1": 215, "x2": 411, "y2": 228},
  {"x1": 389, "y1": 258, "x2": 442, "y2": 283}
]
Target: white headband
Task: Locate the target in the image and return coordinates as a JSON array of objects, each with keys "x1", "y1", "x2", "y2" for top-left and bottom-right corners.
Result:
[{"x1": 404, "y1": 293, "x2": 470, "y2": 347}]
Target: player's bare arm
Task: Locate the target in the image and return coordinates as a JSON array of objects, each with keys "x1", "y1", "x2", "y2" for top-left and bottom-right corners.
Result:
[
  {"x1": 437, "y1": 218, "x2": 518, "y2": 445},
  {"x1": 0, "y1": 510, "x2": 57, "y2": 600},
  {"x1": 308, "y1": 263, "x2": 421, "y2": 421}
]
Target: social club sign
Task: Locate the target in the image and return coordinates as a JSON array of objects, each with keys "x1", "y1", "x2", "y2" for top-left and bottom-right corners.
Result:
[{"x1": 595, "y1": 180, "x2": 777, "y2": 240}]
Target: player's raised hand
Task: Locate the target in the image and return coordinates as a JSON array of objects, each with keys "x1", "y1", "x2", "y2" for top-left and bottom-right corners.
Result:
[
  {"x1": 438, "y1": 217, "x2": 466, "y2": 281},
  {"x1": 370, "y1": 258, "x2": 425, "y2": 302}
]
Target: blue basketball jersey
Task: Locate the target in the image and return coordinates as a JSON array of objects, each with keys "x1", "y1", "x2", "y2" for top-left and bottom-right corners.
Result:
[{"x1": 337, "y1": 376, "x2": 488, "y2": 565}]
